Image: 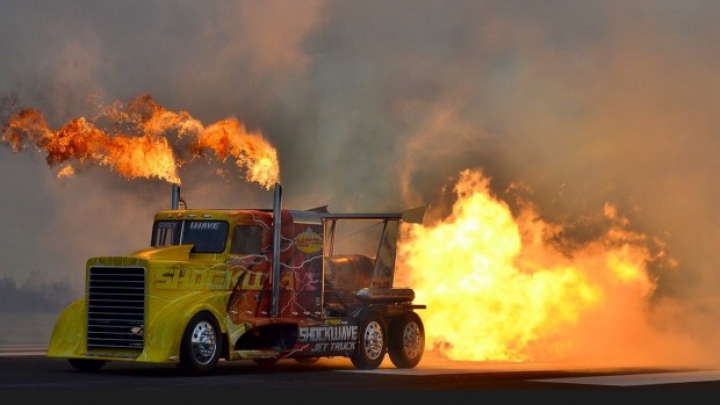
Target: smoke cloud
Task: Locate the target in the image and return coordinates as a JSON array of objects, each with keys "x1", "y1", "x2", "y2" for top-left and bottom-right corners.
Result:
[{"x1": 2, "y1": 0, "x2": 720, "y2": 366}]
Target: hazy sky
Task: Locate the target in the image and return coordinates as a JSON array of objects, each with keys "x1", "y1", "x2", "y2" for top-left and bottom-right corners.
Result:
[{"x1": 2, "y1": 0, "x2": 720, "y2": 328}]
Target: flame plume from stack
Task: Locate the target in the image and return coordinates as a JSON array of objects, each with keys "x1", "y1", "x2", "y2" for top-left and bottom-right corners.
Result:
[{"x1": 0, "y1": 94, "x2": 280, "y2": 189}]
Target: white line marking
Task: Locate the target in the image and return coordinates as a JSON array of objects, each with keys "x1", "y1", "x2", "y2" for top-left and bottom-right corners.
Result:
[
  {"x1": 337, "y1": 368, "x2": 491, "y2": 376},
  {"x1": 531, "y1": 370, "x2": 720, "y2": 386},
  {"x1": 0, "y1": 351, "x2": 47, "y2": 357},
  {"x1": 0, "y1": 346, "x2": 48, "y2": 357},
  {"x1": 0, "y1": 345, "x2": 48, "y2": 349}
]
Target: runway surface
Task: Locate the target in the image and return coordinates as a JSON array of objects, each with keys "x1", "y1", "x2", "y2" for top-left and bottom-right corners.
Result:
[{"x1": 2, "y1": 345, "x2": 720, "y2": 400}]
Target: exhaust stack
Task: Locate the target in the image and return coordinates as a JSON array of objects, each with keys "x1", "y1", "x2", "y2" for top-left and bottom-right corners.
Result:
[
  {"x1": 270, "y1": 183, "x2": 282, "y2": 318},
  {"x1": 271, "y1": 182, "x2": 282, "y2": 317},
  {"x1": 171, "y1": 183, "x2": 180, "y2": 210}
]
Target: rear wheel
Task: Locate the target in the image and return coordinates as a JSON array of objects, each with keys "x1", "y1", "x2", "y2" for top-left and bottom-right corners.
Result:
[
  {"x1": 388, "y1": 312, "x2": 425, "y2": 368},
  {"x1": 178, "y1": 312, "x2": 222, "y2": 375},
  {"x1": 68, "y1": 359, "x2": 107, "y2": 372},
  {"x1": 350, "y1": 311, "x2": 387, "y2": 370}
]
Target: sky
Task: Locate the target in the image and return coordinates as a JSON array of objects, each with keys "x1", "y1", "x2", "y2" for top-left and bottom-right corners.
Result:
[{"x1": 2, "y1": 0, "x2": 720, "y2": 361}]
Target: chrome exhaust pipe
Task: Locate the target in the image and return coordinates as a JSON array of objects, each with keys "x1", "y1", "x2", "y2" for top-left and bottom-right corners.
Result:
[
  {"x1": 171, "y1": 183, "x2": 180, "y2": 210},
  {"x1": 271, "y1": 182, "x2": 282, "y2": 317}
]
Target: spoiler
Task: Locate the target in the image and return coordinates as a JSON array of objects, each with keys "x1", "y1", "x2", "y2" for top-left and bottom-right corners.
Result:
[
  {"x1": 401, "y1": 205, "x2": 427, "y2": 224},
  {"x1": 318, "y1": 205, "x2": 427, "y2": 224}
]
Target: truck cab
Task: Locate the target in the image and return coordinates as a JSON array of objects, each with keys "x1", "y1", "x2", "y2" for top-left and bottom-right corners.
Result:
[{"x1": 47, "y1": 183, "x2": 426, "y2": 374}]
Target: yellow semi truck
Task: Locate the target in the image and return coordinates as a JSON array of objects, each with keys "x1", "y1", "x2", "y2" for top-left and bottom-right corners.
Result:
[{"x1": 47, "y1": 183, "x2": 427, "y2": 374}]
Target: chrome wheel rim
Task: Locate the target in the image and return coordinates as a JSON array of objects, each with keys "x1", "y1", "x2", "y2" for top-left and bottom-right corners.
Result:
[
  {"x1": 190, "y1": 320, "x2": 217, "y2": 365},
  {"x1": 363, "y1": 320, "x2": 384, "y2": 360},
  {"x1": 402, "y1": 321, "x2": 422, "y2": 359}
]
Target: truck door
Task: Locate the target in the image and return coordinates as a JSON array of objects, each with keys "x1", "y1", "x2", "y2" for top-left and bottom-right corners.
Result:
[
  {"x1": 226, "y1": 224, "x2": 272, "y2": 323},
  {"x1": 285, "y1": 222, "x2": 324, "y2": 319}
]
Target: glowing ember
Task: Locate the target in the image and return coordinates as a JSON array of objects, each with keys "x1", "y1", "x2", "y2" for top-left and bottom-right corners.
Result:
[
  {"x1": 0, "y1": 94, "x2": 280, "y2": 188},
  {"x1": 57, "y1": 165, "x2": 75, "y2": 179},
  {"x1": 397, "y1": 169, "x2": 659, "y2": 362}
]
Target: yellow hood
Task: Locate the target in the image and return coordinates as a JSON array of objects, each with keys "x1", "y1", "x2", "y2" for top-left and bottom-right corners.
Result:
[{"x1": 130, "y1": 245, "x2": 194, "y2": 261}]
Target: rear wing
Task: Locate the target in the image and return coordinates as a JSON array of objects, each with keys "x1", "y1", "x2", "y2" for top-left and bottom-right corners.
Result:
[
  {"x1": 317, "y1": 205, "x2": 427, "y2": 223},
  {"x1": 401, "y1": 205, "x2": 427, "y2": 224},
  {"x1": 320, "y1": 205, "x2": 427, "y2": 288}
]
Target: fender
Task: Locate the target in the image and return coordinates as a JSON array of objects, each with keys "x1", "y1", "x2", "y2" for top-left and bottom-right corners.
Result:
[
  {"x1": 46, "y1": 298, "x2": 86, "y2": 359},
  {"x1": 353, "y1": 304, "x2": 392, "y2": 331},
  {"x1": 139, "y1": 291, "x2": 231, "y2": 363}
]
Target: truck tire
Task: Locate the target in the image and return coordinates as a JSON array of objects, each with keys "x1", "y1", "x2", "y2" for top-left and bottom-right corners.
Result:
[
  {"x1": 68, "y1": 358, "x2": 107, "y2": 372},
  {"x1": 388, "y1": 312, "x2": 425, "y2": 368},
  {"x1": 178, "y1": 312, "x2": 222, "y2": 375},
  {"x1": 350, "y1": 311, "x2": 387, "y2": 370}
]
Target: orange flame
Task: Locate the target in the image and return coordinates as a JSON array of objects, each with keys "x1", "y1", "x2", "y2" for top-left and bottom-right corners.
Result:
[
  {"x1": 189, "y1": 120, "x2": 280, "y2": 189},
  {"x1": 2, "y1": 107, "x2": 180, "y2": 183},
  {"x1": 397, "y1": 169, "x2": 660, "y2": 362},
  {"x1": 1, "y1": 94, "x2": 280, "y2": 188}
]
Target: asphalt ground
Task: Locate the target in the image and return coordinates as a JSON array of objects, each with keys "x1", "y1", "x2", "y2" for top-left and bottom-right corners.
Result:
[{"x1": 1, "y1": 346, "x2": 720, "y2": 402}]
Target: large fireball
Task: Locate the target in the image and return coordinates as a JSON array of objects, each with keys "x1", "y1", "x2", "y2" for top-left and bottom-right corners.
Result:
[{"x1": 397, "y1": 169, "x2": 661, "y2": 363}]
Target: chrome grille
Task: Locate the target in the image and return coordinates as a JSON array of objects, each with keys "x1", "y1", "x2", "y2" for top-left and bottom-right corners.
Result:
[{"x1": 87, "y1": 266, "x2": 145, "y2": 350}]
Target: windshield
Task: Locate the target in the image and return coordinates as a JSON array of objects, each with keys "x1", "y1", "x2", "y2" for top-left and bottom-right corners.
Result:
[{"x1": 151, "y1": 220, "x2": 229, "y2": 253}]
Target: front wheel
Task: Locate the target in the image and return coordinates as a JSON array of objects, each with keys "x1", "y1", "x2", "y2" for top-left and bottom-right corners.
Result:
[
  {"x1": 178, "y1": 312, "x2": 223, "y2": 375},
  {"x1": 68, "y1": 358, "x2": 107, "y2": 372},
  {"x1": 350, "y1": 311, "x2": 387, "y2": 370},
  {"x1": 388, "y1": 312, "x2": 425, "y2": 368}
]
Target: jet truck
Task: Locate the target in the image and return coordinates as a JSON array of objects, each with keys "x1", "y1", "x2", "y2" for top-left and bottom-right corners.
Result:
[{"x1": 47, "y1": 183, "x2": 427, "y2": 374}]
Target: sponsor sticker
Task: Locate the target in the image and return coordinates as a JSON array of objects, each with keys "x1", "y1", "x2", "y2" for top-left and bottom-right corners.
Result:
[{"x1": 295, "y1": 228, "x2": 323, "y2": 253}]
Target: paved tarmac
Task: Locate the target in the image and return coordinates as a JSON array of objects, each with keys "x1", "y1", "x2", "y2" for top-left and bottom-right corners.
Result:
[{"x1": 1, "y1": 346, "x2": 719, "y2": 402}]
